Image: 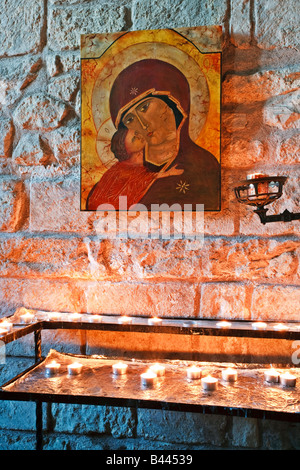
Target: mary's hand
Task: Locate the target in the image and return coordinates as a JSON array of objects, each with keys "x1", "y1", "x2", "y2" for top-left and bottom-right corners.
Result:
[{"x1": 157, "y1": 165, "x2": 184, "y2": 179}]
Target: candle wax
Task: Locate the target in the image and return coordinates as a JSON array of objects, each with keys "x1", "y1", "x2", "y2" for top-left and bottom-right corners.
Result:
[
  {"x1": 90, "y1": 315, "x2": 102, "y2": 323},
  {"x1": 20, "y1": 313, "x2": 34, "y2": 323},
  {"x1": 150, "y1": 363, "x2": 165, "y2": 377},
  {"x1": 280, "y1": 372, "x2": 297, "y2": 387},
  {"x1": 68, "y1": 362, "x2": 83, "y2": 375},
  {"x1": 118, "y1": 316, "x2": 132, "y2": 324},
  {"x1": 222, "y1": 368, "x2": 238, "y2": 382},
  {"x1": 186, "y1": 366, "x2": 202, "y2": 380},
  {"x1": 0, "y1": 321, "x2": 13, "y2": 332},
  {"x1": 201, "y1": 375, "x2": 218, "y2": 391},
  {"x1": 69, "y1": 313, "x2": 82, "y2": 322},
  {"x1": 141, "y1": 370, "x2": 157, "y2": 387},
  {"x1": 252, "y1": 322, "x2": 267, "y2": 330},
  {"x1": 112, "y1": 362, "x2": 128, "y2": 375},
  {"x1": 45, "y1": 361, "x2": 61, "y2": 376},
  {"x1": 216, "y1": 321, "x2": 232, "y2": 328},
  {"x1": 148, "y1": 317, "x2": 162, "y2": 325},
  {"x1": 264, "y1": 368, "x2": 280, "y2": 383}
]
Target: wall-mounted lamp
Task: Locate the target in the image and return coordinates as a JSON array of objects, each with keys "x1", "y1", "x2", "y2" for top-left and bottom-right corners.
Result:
[{"x1": 234, "y1": 174, "x2": 300, "y2": 225}]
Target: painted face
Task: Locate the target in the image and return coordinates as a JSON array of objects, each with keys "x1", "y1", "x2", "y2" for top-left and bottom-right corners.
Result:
[
  {"x1": 124, "y1": 129, "x2": 145, "y2": 155},
  {"x1": 122, "y1": 97, "x2": 177, "y2": 146}
]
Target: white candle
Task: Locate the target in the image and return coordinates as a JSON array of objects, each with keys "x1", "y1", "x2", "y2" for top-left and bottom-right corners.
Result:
[
  {"x1": 186, "y1": 365, "x2": 202, "y2": 380},
  {"x1": 216, "y1": 321, "x2": 232, "y2": 328},
  {"x1": 112, "y1": 362, "x2": 128, "y2": 376},
  {"x1": 141, "y1": 370, "x2": 157, "y2": 387},
  {"x1": 118, "y1": 315, "x2": 132, "y2": 324},
  {"x1": 89, "y1": 314, "x2": 102, "y2": 323},
  {"x1": 67, "y1": 362, "x2": 83, "y2": 376},
  {"x1": 201, "y1": 375, "x2": 218, "y2": 391},
  {"x1": 273, "y1": 323, "x2": 288, "y2": 330},
  {"x1": 0, "y1": 320, "x2": 13, "y2": 332},
  {"x1": 148, "y1": 317, "x2": 162, "y2": 326},
  {"x1": 48, "y1": 312, "x2": 61, "y2": 321},
  {"x1": 222, "y1": 368, "x2": 238, "y2": 382},
  {"x1": 150, "y1": 363, "x2": 165, "y2": 377},
  {"x1": 280, "y1": 372, "x2": 297, "y2": 387},
  {"x1": 252, "y1": 322, "x2": 267, "y2": 330},
  {"x1": 69, "y1": 313, "x2": 82, "y2": 322},
  {"x1": 264, "y1": 368, "x2": 280, "y2": 383},
  {"x1": 45, "y1": 360, "x2": 61, "y2": 377},
  {"x1": 20, "y1": 312, "x2": 34, "y2": 324}
]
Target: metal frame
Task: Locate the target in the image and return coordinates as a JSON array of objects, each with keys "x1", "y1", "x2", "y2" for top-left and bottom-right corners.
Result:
[{"x1": 0, "y1": 316, "x2": 299, "y2": 450}]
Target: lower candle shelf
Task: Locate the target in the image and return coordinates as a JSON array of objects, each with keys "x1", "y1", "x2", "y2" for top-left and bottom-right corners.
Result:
[{"x1": 1, "y1": 350, "x2": 299, "y2": 422}]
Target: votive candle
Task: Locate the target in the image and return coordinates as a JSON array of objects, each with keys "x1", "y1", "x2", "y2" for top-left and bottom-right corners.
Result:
[
  {"x1": 90, "y1": 314, "x2": 102, "y2": 323},
  {"x1": 264, "y1": 368, "x2": 280, "y2": 383},
  {"x1": 201, "y1": 375, "x2": 218, "y2": 391},
  {"x1": 20, "y1": 312, "x2": 34, "y2": 324},
  {"x1": 150, "y1": 363, "x2": 165, "y2": 377},
  {"x1": 118, "y1": 315, "x2": 132, "y2": 324},
  {"x1": 69, "y1": 313, "x2": 82, "y2": 322},
  {"x1": 148, "y1": 317, "x2": 162, "y2": 326},
  {"x1": 252, "y1": 322, "x2": 267, "y2": 330},
  {"x1": 273, "y1": 323, "x2": 288, "y2": 330},
  {"x1": 0, "y1": 320, "x2": 13, "y2": 332},
  {"x1": 186, "y1": 365, "x2": 202, "y2": 380},
  {"x1": 112, "y1": 362, "x2": 128, "y2": 376},
  {"x1": 280, "y1": 372, "x2": 297, "y2": 387},
  {"x1": 67, "y1": 362, "x2": 83, "y2": 375},
  {"x1": 45, "y1": 360, "x2": 61, "y2": 377},
  {"x1": 48, "y1": 312, "x2": 61, "y2": 321},
  {"x1": 141, "y1": 370, "x2": 157, "y2": 387},
  {"x1": 216, "y1": 321, "x2": 232, "y2": 328},
  {"x1": 222, "y1": 368, "x2": 238, "y2": 382}
]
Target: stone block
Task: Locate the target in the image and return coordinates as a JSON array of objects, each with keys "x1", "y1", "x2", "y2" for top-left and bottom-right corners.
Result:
[
  {"x1": 255, "y1": 0, "x2": 300, "y2": 50},
  {"x1": 0, "y1": 400, "x2": 41, "y2": 431},
  {"x1": 86, "y1": 280, "x2": 197, "y2": 316},
  {"x1": 0, "y1": 278, "x2": 87, "y2": 316},
  {"x1": 0, "y1": 0, "x2": 44, "y2": 56},
  {"x1": 251, "y1": 285, "x2": 300, "y2": 322},
  {"x1": 0, "y1": 234, "x2": 110, "y2": 281},
  {"x1": 223, "y1": 70, "x2": 300, "y2": 105},
  {"x1": 29, "y1": 178, "x2": 91, "y2": 232},
  {"x1": 12, "y1": 134, "x2": 55, "y2": 168},
  {"x1": 137, "y1": 409, "x2": 227, "y2": 446},
  {"x1": 229, "y1": 0, "x2": 251, "y2": 48},
  {"x1": 51, "y1": 403, "x2": 136, "y2": 438},
  {"x1": 47, "y1": 73, "x2": 80, "y2": 102},
  {"x1": 0, "y1": 177, "x2": 28, "y2": 232},
  {"x1": 46, "y1": 51, "x2": 81, "y2": 77},
  {"x1": 0, "y1": 115, "x2": 14, "y2": 158},
  {"x1": 263, "y1": 89, "x2": 300, "y2": 130},
  {"x1": 47, "y1": 3, "x2": 129, "y2": 51},
  {"x1": 0, "y1": 56, "x2": 43, "y2": 108},
  {"x1": 13, "y1": 93, "x2": 69, "y2": 132},
  {"x1": 132, "y1": 0, "x2": 227, "y2": 31},
  {"x1": 46, "y1": 124, "x2": 80, "y2": 161},
  {"x1": 200, "y1": 283, "x2": 249, "y2": 320},
  {"x1": 279, "y1": 134, "x2": 300, "y2": 165},
  {"x1": 231, "y1": 417, "x2": 259, "y2": 448}
]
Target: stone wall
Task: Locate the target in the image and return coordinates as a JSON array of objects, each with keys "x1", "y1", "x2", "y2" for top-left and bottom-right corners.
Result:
[{"x1": 0, "y1": 0, "x2": 299, "y2": 450}]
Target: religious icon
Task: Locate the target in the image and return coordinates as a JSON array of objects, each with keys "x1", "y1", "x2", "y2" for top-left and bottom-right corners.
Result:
[{"x1": 81, "y1": 26, "x2": 222, "y2": 211}]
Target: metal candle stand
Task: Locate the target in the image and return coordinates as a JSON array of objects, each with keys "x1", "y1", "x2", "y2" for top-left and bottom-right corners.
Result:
[{"x1": 0, "y1": 313, "x2": 299, "y2": 450}]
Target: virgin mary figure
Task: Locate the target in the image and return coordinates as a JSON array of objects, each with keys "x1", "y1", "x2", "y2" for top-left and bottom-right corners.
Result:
[{"x1": 87, "y1": 58, "x2": 220, "y2": 211}]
